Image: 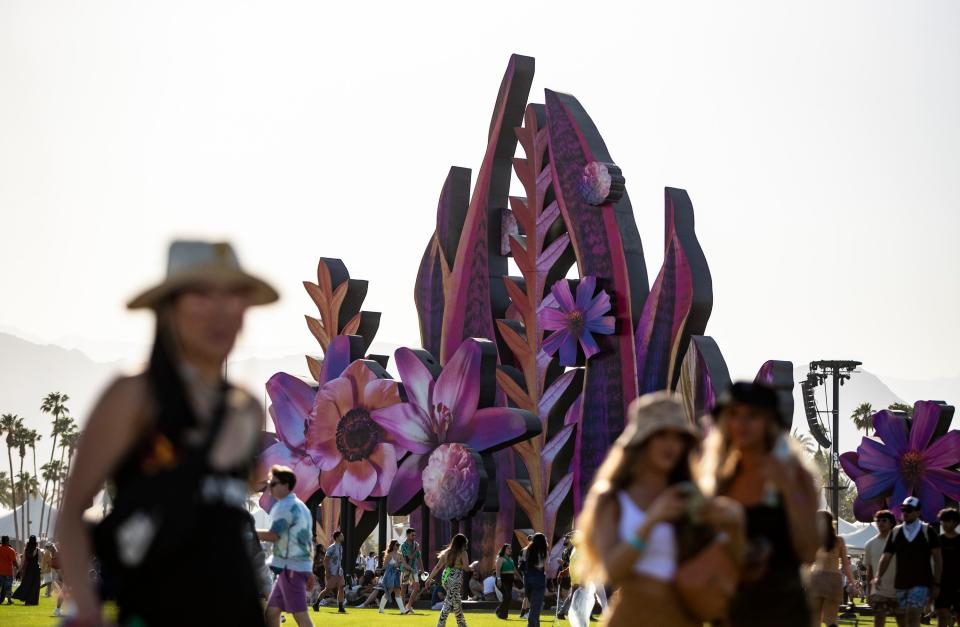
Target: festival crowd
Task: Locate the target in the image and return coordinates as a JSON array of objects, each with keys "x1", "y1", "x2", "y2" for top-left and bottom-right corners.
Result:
[{"x1": 2, "y1": 240, "x2": 952, "y2": 627}]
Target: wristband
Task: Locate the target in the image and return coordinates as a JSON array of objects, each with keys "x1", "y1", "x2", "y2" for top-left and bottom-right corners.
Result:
[{"x1": 629, "y1": 536, "x2": 646, "y2": 552}]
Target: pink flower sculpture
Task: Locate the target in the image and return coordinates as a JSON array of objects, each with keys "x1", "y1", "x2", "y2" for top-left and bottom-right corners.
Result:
[
  {"x1": 373, "y1": 338, "x2": 540, "y2": 519},
  {"x1": 538, "y1": 276, "x2": 615, "y2": 367},
  {"x1": 307, "y1": 360, "x2": 402, "y2": 501},
  {"x1": 422, "y1": 443, "x2": 483, "y2": 520},
  {"x1": 840, "y1": 401, "x2": 960, "y2": 522}
]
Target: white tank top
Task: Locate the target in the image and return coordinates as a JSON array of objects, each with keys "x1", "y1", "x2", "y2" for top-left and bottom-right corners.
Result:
[{"x1": 617, "y1": 491, "x2": 677, "y2": 581}]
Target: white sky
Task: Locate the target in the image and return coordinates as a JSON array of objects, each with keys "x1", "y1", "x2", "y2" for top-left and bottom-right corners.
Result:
[{"x1": 1, "y1": 1, "x2": 958, "y2": 382}]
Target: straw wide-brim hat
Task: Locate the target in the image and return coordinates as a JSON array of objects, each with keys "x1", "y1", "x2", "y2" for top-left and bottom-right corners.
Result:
[
  {"x1": 615, "y1": 391, "x2": 699, "y2": 449},
  {"x1": 127, "y1": 240, "x2": 279, "y2": 309}
]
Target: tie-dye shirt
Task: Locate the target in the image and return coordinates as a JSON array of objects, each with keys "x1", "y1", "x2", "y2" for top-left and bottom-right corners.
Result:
[{"x1": 268, "y1": 493, "x2": 314, "y2": 572}]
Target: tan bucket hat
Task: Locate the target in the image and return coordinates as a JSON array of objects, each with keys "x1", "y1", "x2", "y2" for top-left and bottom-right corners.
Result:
[
  {"x1": 615, "y1": 391, "x2": 700, "y2": 449},
  {"x1": 127, "y1": 240, "x2": 279, "y2": 309}
]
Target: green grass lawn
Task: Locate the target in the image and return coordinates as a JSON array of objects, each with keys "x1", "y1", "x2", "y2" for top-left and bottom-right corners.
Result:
[
  {"x1": 1, "y1": 596, "x2": 913, "y2": 626},
  {"x1": 2, "y1": 596, "x2": 530, "y2": 626}
]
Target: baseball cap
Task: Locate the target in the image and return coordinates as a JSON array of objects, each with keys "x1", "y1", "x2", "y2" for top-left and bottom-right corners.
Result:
[{"x1": 902, "y1": 496, "x2": 920, "y2": 509}]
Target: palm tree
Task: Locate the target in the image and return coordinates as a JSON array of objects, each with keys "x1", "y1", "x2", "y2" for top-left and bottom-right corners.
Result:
[
  {"x1": 0, "y1": 414, "x2": 23, "y2": 541},
  {"x1": 50, "y1": 420, "x2": 78, "y2": 533},
  {"x1": 888, "y1": 402, "x2": 914, "y2": 417},
  {"x1": 0, "y1": 471, "x2": 12, "y2": 509},
  {"x1": 38, "y1": 392, "x2": 69, "y2": 535},
  {"x1": 15, "y1": 424, "x2": 31, "y2": 539},
  {"x1": 23, "y1": 429, "x2": 41, "y2": 535},
  {"x1": 790, "y1": 428, "x2": 818, "y2": 457},
  {"x1": 850, "y1": 402, "x2": 874, "y2": 436},
  {"x1": 15, "y1": 472, "x2": 40, "y2": 538}
]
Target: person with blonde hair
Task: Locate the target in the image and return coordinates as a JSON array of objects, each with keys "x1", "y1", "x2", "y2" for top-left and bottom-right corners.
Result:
[
  {"x1": 576, "y1": 391, "x2": 744, "y2": 626},
  {"x1": 699, "y1": 382, "x2": 819, "y2": 627},
  {"x1": 57, "y1": 240, "x2": 277, "y2": 626}
]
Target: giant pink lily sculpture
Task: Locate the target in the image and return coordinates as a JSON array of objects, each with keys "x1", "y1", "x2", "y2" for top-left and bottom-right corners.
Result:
[
  {"x1": 373, "y1": 338, "x2": 540, "y2": 520},
  {"x1": 840, "y1": 401, "x2": 960, "y2": 522}
]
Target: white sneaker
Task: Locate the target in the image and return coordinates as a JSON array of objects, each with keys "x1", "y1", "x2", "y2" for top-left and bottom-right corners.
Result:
[{"x1": 53, "y1": 608, "x2": 62, "y2": 617}]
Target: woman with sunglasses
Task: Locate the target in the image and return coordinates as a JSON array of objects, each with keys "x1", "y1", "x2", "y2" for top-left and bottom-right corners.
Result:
[{"x1": 57, "y1": 241, "x2": 277, "y2": 626}]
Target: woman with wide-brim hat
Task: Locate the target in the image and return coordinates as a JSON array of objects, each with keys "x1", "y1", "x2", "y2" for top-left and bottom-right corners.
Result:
[
  {"x1": 576, "y1": 391, "x2": 744, "y2": 626},
  {"x1": 57, "y1": 240, "x2": 278, "y2": 626}
]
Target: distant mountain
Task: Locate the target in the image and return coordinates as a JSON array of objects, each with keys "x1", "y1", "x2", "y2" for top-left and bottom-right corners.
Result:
[
  {"x1": 0, "y1": 331, "x2": 402, "y2": 434},
  {"x1": 1, "y1": 330, "x2": 955, "y2": 456}
]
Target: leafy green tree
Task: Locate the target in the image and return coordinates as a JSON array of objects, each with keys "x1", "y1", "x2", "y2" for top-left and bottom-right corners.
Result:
[
  {"x1": 38, "y1": 392, "x2": 70, "y2": 535},
  {"x1": 850, "y1": 402, "x2": 873, "y2": 436},
  {"x1": 51, "y1": 420, "x2": 78, "y2": 531},
  {"x1": 0, "y1": 414, "x2": 23, "y2": 541}
]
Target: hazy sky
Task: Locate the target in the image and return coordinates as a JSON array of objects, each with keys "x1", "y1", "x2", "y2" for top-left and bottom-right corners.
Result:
[{"x1": 1, "y1": 1, "x2": 958, "y2": 383}]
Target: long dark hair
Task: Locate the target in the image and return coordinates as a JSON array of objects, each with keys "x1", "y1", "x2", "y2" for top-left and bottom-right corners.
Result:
[
  {"x1": 527, "y1": 533, "x2": 547, "y2": 569},
  {"x1": 147, "y1": 311, "x2": 204, "y2": 434},
  {"x1": 497, "y1": 543, "x2": 511, "y2": 559},
  {"x1": 818, "y1": 509, "x2": 837, "y2": 551}
]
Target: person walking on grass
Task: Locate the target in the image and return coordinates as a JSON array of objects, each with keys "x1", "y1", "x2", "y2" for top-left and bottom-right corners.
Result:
[
  {"x1": 425, "y1": 533, "x2": 471, "y2": 627},
  {"x1": 400, "y1": 527, "x2": 424, "y2": 614},
  {"x1": 58, "y1": 240, "x2": 276, "y2": 626},
  {"x1": 0, "y1": 536, "x2": 16, "y2": 605},
  {"x1": 315, "y1": 530, "x2": 346, "y2": 613},
  {"x1": 258, "y1": 465, "x2": 315, "y2": 627},
  {"x1": 937, "y1": 508, "x2": 960, "y2": 627},
  {"x1": 874, "y1": 496, "x2": 943, "y2": 627},
  {"x1": 864, "y1": 510, "x2": 899, "y2": 627},
  {"x1": 494, "y1": 544, "x2": 516, "y2": 619},
  {"x1": 379, "y1": 539, "x2": 405, "y2": 614}
]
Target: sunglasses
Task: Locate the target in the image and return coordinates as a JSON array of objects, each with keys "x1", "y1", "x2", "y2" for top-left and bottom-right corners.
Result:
[
  {"x1": 268, "y1": 480, "x2": 280, "y2": 488},
  {"x1": 902, "y1": 506, "x2": 916, "y2": 513}
]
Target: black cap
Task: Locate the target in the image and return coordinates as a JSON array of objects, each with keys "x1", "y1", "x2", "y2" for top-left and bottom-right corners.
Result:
[{"x1": 712, "y1": 381, "x2": 788, "y2": 427}]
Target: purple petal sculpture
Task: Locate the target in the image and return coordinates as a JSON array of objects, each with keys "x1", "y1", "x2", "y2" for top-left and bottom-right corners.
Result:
[
  {"x1": 307, "y1": 360, "x2": 402, "y2": 501},
  {"x1": 539, "y1": 276, "x2": 615, "y2": 367},
  {"x1": 374, "y1": 338, "x2": 540, "y2": 520},
  {"x1": 257, "y1": 334, "x2": 363, "y2": 511},
  {"x1": 840, "y1": 401, "x2": 960, "y2": 521}
]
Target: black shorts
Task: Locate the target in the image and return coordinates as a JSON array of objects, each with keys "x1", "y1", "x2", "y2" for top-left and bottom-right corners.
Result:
[{"x1": 936, "y1": 584, "x2": 960, "y2": 611}]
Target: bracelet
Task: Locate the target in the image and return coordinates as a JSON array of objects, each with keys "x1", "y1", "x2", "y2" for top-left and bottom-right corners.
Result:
[{"x1": 629, "y1": 536, "x2": 646, "y2": 552}]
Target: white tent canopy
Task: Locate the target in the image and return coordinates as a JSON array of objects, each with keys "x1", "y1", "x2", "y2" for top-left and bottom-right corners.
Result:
[
  {"x1": 0, "y1": 495, "x2": 57, "y2": 540},
  {"x1": 841, "y1": 522, "x2": 880, "y2": 553}
]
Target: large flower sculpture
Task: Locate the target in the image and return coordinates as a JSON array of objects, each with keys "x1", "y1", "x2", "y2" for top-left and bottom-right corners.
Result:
[
  {"x1": 538, "y1": 276, "x2": 615, "y2": 367},
  {"x1": 372, "y1": 338, "x2": 540, "y2": 519},
  {"x1": 840, "y1": 401, "x2": 960, "y2": 522},
  {"x1": 257, "y1": 335, "x2": 357, "y2": 510},
  {"x1": 306, "y1": 360, "x2": 402, "y2": 501}
]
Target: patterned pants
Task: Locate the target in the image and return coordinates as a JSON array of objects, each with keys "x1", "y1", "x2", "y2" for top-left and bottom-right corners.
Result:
[{"x1": 438, "y1": 569, "x2": 467, "y2": 627}]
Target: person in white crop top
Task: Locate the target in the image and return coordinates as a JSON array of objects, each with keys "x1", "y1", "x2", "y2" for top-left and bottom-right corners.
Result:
[{"x1": 575, "y1": 392, "x2": 744, "y2": 627}]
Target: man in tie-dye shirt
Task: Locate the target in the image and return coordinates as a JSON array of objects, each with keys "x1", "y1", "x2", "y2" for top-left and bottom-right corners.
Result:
[{"x1": 258, "y1": 465, "x2": 314, "y2": 627}]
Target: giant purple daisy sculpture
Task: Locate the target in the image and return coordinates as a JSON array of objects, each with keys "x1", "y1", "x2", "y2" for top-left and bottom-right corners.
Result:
[
  {"x1": 840, "y1": 401, "x2": 960, "y2": 522},
  {"x1": 538, "y1": 276, "x2": 615, "y2": 367},
  {"x1": 372, "y1": 337, "x2": 540, "y2": 520}
]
